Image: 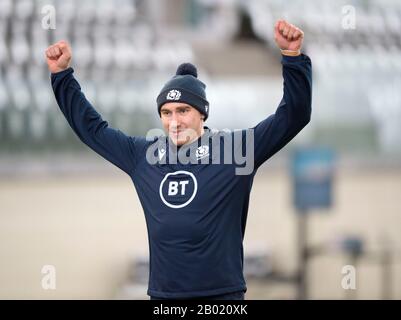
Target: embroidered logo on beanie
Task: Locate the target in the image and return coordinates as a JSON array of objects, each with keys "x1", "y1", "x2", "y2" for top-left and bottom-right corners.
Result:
[{"x1": 166, "y1": 89, "x2": 181, "y2": 100}]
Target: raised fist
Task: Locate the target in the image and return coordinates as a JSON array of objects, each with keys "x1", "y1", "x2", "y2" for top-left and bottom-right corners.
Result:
[
  {"x1": 45, "y1": 40, "x2": 72, "y2": 73},
  {"x1": 274, "y1": 20, "x2": 304, "y2": 52}
]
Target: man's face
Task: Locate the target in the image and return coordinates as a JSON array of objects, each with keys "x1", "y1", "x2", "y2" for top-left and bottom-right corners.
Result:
[{"x1": 160, "y1": 102, "x2": 204, "y2": 146}]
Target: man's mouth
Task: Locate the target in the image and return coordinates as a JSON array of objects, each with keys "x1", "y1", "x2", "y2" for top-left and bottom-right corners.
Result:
[{"x1": 170, "y1": 129, "x2": 185, "y2": 135}]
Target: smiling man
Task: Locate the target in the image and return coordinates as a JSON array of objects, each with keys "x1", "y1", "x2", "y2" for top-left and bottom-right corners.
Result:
[
  {"x1": 160, "y1": 104, "x2": 204, "y2": 148},
  {"x1": 46, "y1": 19, "x2": 312, "y2": 300},
  {"x1": 160, "y1": 102, "x2": 204, "y2": 147},
  {"x1": 157, "y1": 62, "x2": 208, "y2": 148}
]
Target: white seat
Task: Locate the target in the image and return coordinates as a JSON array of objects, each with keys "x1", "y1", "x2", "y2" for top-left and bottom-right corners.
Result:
[
  {"x1": 0, "y1": 33, "x2": 9, "y2": 66},
  {"x1": 96, "y1": 83, "x2": 118, "y2": 112},
  {"x1": 95, "y1": 0, "x2": 116, "y2": 25},
  {"x1": 0, "y1": 0, "x2": 13, "y2": 19},
  {"x1": 113, "y1": 40, "x2": 134, "y2": 70},
  {"x1": 171, "y1": 41, "x2": 194, "y2": 66},
  {"x1": 0, "y1": 76, "x2": 10, "y2": 111},
  {"x1": 54, "y1": 0, "x2": 75, "y2": 23},
  {"x1": 6, "y1": 66, "x2": 31, "y2": 111},
  {"x1": 27, "y1": 67, "x2": 53, "y2": 113},
  {"x1": 15, "y1": 0, "x2": 34, "y2": 20},
  {"x1": 117, "y1": 84, "x2": 139, "y2": 113},
  {"x1": 10, "y1": 31, "x2": 30, "y2": 66},
  {"x1": 75, "y1": 0, "x2": 97, "y2": 25},
  {"x1": 72, "y1": 37, "x2": 94, "y2": 69},
  {"x1": 30, "y1": 25, "x2": 51, "y2": 66},
  {"x1": 114, "y1": 0, "x2": 136, "y2": 25},
  {"x1": 151, "y1": 43, "x2": 177, "y2": 72},
  {"x1": 93, "y1": 38, "x2": 114, "y2": 69},
  {"x1": 384, "y1": 7, "x2": 401, "y2": 35}
]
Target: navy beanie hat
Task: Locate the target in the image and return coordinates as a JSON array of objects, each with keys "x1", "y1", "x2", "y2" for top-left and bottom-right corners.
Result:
[{"x1": 157, "y1": 63, "x2": 209, "y2": 121}]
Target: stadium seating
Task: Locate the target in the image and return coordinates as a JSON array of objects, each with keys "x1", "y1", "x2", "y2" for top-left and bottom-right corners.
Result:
[{"x1": 0, "y1": 0, "x2": 400, "y2": 152}]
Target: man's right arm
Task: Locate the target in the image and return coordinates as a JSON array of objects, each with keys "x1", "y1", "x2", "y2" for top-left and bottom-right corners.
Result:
[{"x1": 47, "y1": 41, "x2": 139, "y2": 175}]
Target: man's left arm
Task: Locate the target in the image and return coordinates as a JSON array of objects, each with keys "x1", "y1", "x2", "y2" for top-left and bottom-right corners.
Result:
[{"x1": 252, "y1": 20, "x2": 312, "y2": 169}]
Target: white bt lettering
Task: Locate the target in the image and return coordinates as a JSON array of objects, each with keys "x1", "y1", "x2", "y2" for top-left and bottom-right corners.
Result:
[{"x1": 168, "y1": 181, "x2": 179, "y2": 195}]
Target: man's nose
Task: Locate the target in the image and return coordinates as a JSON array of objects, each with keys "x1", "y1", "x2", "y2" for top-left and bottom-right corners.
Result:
[{"x1": 169, "y1": 118, "x2": 179, "y2": 130}]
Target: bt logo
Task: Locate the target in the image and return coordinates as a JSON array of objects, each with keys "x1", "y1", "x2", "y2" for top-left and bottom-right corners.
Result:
[
  {"x1": 159, "y1": 171, "x2": 197, "y2": 209},
  {"x1": 168, "y1": 180, "x2": 189, "y2": 196}
]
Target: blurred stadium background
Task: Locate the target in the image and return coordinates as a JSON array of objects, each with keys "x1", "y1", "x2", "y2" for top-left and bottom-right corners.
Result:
[{"x1": 1, "y1": 0, "x2": 401, "y2": 299}]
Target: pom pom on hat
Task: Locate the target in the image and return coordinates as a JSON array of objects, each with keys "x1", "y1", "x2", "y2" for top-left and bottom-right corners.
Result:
[{"x1": 176, "y1": 63, "x2": 198, "y2": 78}]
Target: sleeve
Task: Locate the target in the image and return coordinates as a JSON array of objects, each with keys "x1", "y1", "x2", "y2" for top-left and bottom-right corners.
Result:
[
  {"x1": 51, "y1": 67, "x2": 139, "y2": 175},
  {"x1": 252, "y1": 53, "x2": 312, "y2": 169}
]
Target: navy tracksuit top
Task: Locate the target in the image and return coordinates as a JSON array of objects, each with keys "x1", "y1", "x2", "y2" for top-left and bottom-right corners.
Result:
[{"x1": 51, "y1": 54, "x2": 312, "y2": 298}]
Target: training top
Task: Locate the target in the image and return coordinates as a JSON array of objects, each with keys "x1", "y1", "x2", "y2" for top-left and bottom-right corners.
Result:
[{"x1": 51, "y1": 54, "x2": 312, "y2": 298}]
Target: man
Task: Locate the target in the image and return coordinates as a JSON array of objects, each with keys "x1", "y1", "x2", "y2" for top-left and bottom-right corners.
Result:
[{"x1": 46, "y1": 20, "x2": 311, "y2": 300}]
